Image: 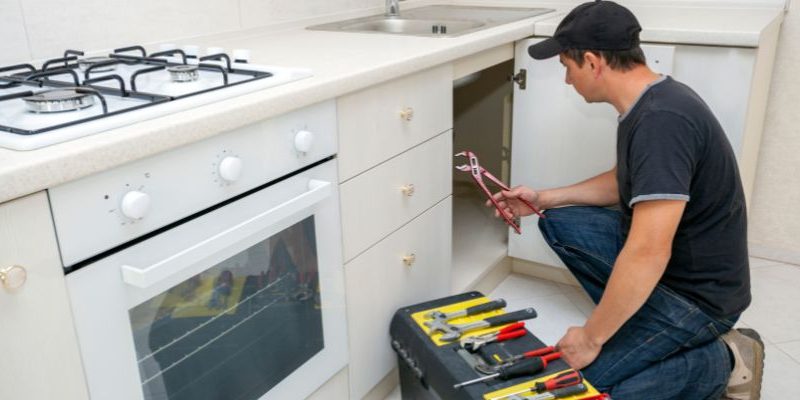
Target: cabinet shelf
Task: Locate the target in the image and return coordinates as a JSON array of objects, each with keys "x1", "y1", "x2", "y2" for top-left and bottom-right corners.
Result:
[{"x1": 451, "y1": 190, "x2": 508, "y2": 293}]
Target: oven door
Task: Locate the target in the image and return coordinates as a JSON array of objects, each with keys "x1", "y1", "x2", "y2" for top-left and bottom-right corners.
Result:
[{"x1": 66, "y1": 160, "x2": 347, "y2": 400}]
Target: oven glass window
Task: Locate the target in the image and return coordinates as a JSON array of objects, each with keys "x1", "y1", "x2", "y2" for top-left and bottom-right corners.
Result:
[{"x1": 129, "y1": 216, "x2": 323, "y2": 400}]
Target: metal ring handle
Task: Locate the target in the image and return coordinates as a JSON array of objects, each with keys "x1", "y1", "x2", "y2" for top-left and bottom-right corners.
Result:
[{"x1": 0, "y1": 265, "x2": 27, "y2": 290}]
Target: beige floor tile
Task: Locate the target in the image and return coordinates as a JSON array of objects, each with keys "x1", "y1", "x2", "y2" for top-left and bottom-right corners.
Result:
[
  {"x1": 490, "y1": 273, "x2": 563, "y2": 301},
  {"x1": 749, "y1": 256, "x2": 784, "y2": 269},
  {"x1": 740, "y1": 264, "x2": 800, "y2": 344},
  {"x1": 761, "y1": 344, "x2": 800, "y2": 400},
  {"x1": 775, "y1": 341, "x2": 800, "y2": 364}
]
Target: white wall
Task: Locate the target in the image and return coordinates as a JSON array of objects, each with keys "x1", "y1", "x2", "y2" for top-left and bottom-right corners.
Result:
[
  {"x1": 749, "y1": 2, "x2": 800, "y2": 261},
  {"x1": 0, "y1": 0, "x2": 382, "y2": 65}
]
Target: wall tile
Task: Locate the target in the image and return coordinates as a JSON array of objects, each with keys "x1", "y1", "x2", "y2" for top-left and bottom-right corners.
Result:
[
  {"x1": 20, "y1": 0, "x2": 240, "y2": 59},
  {"x1": 0, "y1": 0, "x2": 31, "y2": 64}
]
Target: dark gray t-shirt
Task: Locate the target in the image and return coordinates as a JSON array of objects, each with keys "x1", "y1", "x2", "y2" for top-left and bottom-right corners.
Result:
[{"x1": 616, "y1": 76, "x2": 750, "y2": 318}]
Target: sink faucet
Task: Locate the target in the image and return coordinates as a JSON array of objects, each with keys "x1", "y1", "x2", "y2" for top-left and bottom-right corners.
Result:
[{"x1": 386, "y1": 0, "x2": 400, "y2": 17}]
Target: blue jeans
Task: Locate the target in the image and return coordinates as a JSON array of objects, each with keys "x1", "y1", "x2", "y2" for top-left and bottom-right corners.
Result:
[{"x1": 538, "y1": 206, "x2": 736, "y2": 400}]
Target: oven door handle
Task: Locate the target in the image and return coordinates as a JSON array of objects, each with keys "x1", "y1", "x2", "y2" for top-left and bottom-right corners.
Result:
[{"x1": 120, "y1": 179, "x2": 332, "y2": 288}]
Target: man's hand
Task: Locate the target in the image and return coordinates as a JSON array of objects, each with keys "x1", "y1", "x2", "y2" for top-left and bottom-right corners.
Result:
[
  {"x1": 486, "y1": 185, "x2": 543, "y2": 219},
  {"x1": 556, "y1": 326, "x2": 602, "y2": 370}
]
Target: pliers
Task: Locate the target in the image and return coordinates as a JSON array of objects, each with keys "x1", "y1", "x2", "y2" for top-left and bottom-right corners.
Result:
[
  {"x1": 455, "y1": 150, "x2": 545, "y2": 234},
  {"x1": 460, "y1": 321, "x2": 527, "y2": 352}
]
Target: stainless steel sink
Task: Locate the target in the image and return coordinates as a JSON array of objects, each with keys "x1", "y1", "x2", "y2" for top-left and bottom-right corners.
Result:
[{"x1": 307, "y1": 5, "x2": 554, "y2": 37}]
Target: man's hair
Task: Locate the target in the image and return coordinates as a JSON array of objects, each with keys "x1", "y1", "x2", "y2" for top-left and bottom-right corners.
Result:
[{"x1": 563, "y1": 47, "x2": 646, "y2": 71}]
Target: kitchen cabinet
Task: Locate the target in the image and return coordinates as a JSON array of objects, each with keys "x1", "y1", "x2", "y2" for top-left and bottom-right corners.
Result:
[
  {"x1": 0, "y1": 192, "x2": 89, "y2": 400},
  {"x1": 337, "y1": 65, "x2": 454, "y2": 400},
  {"x1": 509, "y1": 32, "x2": 780, "y2": 270}
]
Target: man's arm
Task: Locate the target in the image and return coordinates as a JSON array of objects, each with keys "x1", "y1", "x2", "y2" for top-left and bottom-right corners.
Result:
[
  {"x1": 556, "y1": 199, "x2": 686, "y2": 369},
  {"x1": 539, "y1": 167, "x2": 619, "y2": 209}
]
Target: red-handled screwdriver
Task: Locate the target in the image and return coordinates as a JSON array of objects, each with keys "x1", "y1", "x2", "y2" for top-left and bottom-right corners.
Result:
[
  {"x1": 453, "y1": 352, "x2": 562, "y2": 389},
  {"x1": 488, "y1": 370, "x2": 583, "y2": 400}
]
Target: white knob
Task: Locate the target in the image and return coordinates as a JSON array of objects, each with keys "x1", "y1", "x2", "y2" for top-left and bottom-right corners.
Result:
[
  {"x1": 294, "y1": 130, "x2": 314, "y2": 153},
  {"x1": 402, "y1": 254, "x2": 416, "y2": 267},
  {"x1": 401, "y1": 184, "x2": 415, "y2": 197},
  {"x1": 0, "y1": 265, "x2": 27, "y2": 290},
  {"x1": 120, "y1": 191, "x2": 151, "y2": 220},
  {"x1": 400, "y1": 107, "x2": 414, "y2": 121},
  {"x1": 219, "y1": 156, "x2": 244, "y2": 182}
]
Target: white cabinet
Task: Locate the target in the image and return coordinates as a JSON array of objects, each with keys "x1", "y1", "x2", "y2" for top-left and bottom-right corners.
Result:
[
  {"x1": 0, "y1": 192, "x2": 89, "y2": 400},
  {"x1": 509, "y1": 37, "x2": 768, "y2": 269},
  {"x1": 337, "y1": 66, "x2": 454, "y2": 399},
  {"x1": 344, "y1": 198, "x2": 451, "y2": 400},
  {"x1": 337, "y1": 65, "x2": 453, "y2": 182}
]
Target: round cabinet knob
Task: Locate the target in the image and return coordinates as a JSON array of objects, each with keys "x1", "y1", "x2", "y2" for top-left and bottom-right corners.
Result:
[
  {"x1": 402, "y1": 254, "x2": 416, "y2": 267},
  {"x1": 120, "y1": 190, "x2": 151, "y2": 220},
  {"x1": 400, "y1": 107, "x2": 414, "y2": 121},
  {"x1": 401, "y1": 184, "x2": 415, "y2": 197},
  {"x1": 0, "y1": 265, "x2": 27, "y2": 290},
  {"x1": 218, "y1": 156, "x2": 244, "y2": 182},
  {"x1": 294, "y1": 130, "x2": 314, "y2": 153}
]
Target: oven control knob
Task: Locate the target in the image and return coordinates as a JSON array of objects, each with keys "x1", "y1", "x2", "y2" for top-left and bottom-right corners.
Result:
[
  {"x1": 120, "y1": 191, "x2": 151, "y2": 220},
  {"x1": 219, "y1": 156, "x2": 243, "y2": 182},
  {"x1": 294, "y1": 130, "x2": 314, "y2": 153}
]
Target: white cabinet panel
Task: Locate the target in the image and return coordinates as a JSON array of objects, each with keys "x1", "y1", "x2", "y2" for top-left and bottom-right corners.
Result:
[
  {"x1": 344, "y1": 197, "x2": 451, "y2": 400},
  {"x1": 0, "y1": 192, "x2": 89, "y2": 400},
  {"x1": 337, "y1": 65, "x2": 453, "y2": 182},
  {"x1": 340, "y1": 132, "x2": 452, "y2": 262}
]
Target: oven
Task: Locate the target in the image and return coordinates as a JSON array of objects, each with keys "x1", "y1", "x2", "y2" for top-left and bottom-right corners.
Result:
[{"x1": 48, "y1": 100, "x2": 347, "y2": 400}]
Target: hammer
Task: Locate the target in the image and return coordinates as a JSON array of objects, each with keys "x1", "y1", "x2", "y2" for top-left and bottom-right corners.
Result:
[
  {"x1": 438, "y1": 308, "x2": 538, "y2": 342},
  {"x1": 424, "y1": 299, "x2": 507, "y2": 336}
]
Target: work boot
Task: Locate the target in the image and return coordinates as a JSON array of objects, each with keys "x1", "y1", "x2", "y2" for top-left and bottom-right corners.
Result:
[{"x1": 722, "y1": 328, "x2": 765, "y2": 400}]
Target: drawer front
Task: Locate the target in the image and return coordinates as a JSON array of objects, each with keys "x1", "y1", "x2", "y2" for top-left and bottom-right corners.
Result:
[
  {"x1": 337, "y1": 64, "x2": 453, "y2": 182},
  {"x1": 344, "y1": 197, "x2": 452, "y2": 400},
  {"x1": 340, "y1": 132, "x2": 452, "y2": 262}
]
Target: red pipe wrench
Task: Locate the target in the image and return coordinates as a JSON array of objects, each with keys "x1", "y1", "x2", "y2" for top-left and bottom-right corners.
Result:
[{"x1": 455, "y1": 150, "x2": 545, "y2": 234}]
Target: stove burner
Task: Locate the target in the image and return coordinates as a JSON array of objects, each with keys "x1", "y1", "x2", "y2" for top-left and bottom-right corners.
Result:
[
  {"x1": 23, "y1": 89, "x2": 96, "y2": 113},
  {"x1": 167, "y1": 65, "x2": 199, "y2": 82},
  {"x1": 78, "y1": 57, "x2": 116, "y2": 72}
]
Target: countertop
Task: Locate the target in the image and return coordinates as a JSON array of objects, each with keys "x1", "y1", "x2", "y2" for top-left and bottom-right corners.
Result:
[{"x1": 0, "y1": 0, "x2": 784, "y2": 203}]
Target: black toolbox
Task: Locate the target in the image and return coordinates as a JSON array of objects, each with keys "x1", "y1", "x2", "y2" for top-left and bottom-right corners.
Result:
[{"x1": 389, "y1": 291, "x2": 601, "y2": 400}]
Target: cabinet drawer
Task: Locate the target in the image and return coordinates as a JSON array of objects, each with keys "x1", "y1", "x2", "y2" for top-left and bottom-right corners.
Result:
[
  {"x1": 340, "y1": 132, "x2": 452, "y2": 262},
  {"x1": 337, "y1": 64, "x2": 453, "y2": 182},
  {"x1": 344, "y1": 197, "x2": 452, "y2": 400}
]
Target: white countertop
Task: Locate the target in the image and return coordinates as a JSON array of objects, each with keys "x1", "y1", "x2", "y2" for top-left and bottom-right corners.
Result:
[{"x1": 0, "y1": 0, "x2": 783, "y2": 203}]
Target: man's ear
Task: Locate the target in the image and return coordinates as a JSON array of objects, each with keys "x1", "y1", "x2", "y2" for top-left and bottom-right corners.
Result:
[{"x1": 584, "y1": 51, "x2": 603, "y2": 78}]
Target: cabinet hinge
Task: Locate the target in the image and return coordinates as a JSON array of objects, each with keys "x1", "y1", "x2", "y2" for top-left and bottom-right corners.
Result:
[{"x1": 509, "y1": 69, "x2": 527, "y2": 90}]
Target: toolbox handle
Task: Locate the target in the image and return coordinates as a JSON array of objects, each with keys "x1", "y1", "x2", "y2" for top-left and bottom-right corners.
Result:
[
  {"x1": 465, "y1": 299, "x2": 507, "y2": 315},
  {"x1": 485, "y1": 307, "x2": 537, "y2": 327}
]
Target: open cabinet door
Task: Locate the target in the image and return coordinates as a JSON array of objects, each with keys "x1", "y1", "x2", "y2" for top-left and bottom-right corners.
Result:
[{"x1": 508, "y1": 38, "x2": 674, "y2": 268}]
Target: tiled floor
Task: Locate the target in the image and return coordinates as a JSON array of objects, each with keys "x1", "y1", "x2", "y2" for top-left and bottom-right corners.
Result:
[{"x1": 385, "y1": 257, "x2": 800, "y2": 399}]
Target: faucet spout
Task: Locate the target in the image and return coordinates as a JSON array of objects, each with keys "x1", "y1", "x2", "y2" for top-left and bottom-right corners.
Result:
[{"x1": 386, "y1": 0, "x2": 400, "y2": 17}]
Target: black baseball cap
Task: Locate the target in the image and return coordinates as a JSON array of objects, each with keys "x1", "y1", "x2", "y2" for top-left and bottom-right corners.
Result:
[{"x1": 528, "y1": 0, "x2": 642, "y2": 60}]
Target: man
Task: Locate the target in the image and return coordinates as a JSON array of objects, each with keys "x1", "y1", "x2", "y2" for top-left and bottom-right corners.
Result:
[{"x1": 489, "y1": 1, "x2": 764, "y2": 399}]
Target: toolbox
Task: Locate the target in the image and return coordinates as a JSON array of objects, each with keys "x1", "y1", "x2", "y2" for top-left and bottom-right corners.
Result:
[{"x1": 389, "y1": 291, "x2": 603, "y2": 400}]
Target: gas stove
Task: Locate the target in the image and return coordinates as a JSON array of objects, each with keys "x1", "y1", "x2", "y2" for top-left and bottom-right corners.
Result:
[{"x1": 0, "y1": 45, "x2": 312, "y2": 150}]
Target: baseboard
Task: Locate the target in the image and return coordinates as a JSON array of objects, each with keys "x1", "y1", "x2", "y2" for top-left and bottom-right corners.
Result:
[
  {"x1": 362, "y1": 368, "x2": 399, "y2": 400},
  {"x1": 467, "y1": 256, "x2": 512, "y2": 294},
  {"x1": 510, "y1": 258, "x2": 581, "y2": 286},
  {"x1": 749, "y1": 243, "x2": 800, "y2": 266}
]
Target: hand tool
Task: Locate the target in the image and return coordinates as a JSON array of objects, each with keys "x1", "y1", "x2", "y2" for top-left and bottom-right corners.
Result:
[
  {"x1": 488, "y1": 370, "x2": 583, "y2": 399},
  {"x1": 439, "y1": 307, "x2": 538, "y2": 342},
  {"x1": 461, "y1": 321, "x2": 526, "y2": 352},
  {"x1": 476, "y1": 346, "x2": 558, "y2": 374},
  {"x1": 452, "y1": 352, "x2": 561, "y2": 389},
  {"x1": 507, "y1": 383, "x2": 588, "y2": 400},
  {"x1": 579, "y1": 394, "x2": 611, "y2": 400},
  {"x1": 424, "y1": 299, "x2": 507, "y2": 335},
  {"x1": 454, "y1": 150, "x2": 545, "y2": 234}
]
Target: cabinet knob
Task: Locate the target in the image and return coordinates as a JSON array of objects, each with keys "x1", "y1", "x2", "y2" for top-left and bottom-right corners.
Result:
[
  {"x1": 0, "y1": 265, "x2": 27, "y2": 290},
  {"x1": 402, "y1": 254, "x2": 416, "y2": 267},
  {"x1": 399, "y1": 107, "x2": 414, "y2": 121},
  {"x1": 400, "y1": 184, "x2": 415, "y2": 197}
]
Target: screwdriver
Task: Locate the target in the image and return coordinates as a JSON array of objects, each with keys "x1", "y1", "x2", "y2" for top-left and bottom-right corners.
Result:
[
  {"x1": 453, "y1": 352, "x2": 562, "y2": 389},
  {"x1": 523, "y1": 383, "x2": 588, "y2": 400},
  {"x1": 488, "y1": 370, "x2": 583, "y2": 400}
]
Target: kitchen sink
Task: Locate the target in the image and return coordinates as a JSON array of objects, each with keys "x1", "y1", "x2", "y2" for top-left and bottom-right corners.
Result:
[{"x1": 307, "y1": 5, "x2": 554, "y2": 37}]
